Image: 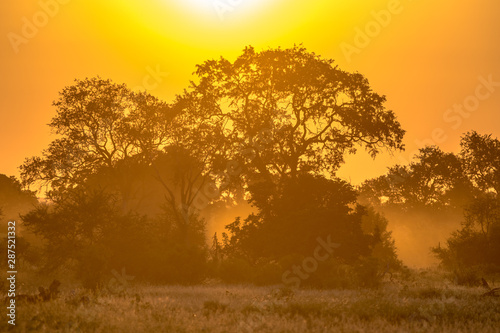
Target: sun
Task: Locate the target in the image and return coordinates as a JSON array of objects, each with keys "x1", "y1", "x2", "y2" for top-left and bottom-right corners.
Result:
[
  {"x1": 179, "y1": 0, "x2": 266, "y2": 21},
  {"x1": 184, "y1": 0, "x2": 216, "y2": 11}
]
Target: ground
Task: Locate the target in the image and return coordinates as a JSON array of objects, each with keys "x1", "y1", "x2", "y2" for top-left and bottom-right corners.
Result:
[{"x1": 5, "y1": 269, "x2": 500, "y2": 333}]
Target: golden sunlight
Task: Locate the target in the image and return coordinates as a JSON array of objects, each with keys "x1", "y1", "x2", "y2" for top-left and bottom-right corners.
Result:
[
  {"x1": 174, "y1": 0, "x2": 267, "y2": 21},
  {"x1": 2, "y1": 0, "x2": 500, "y2": 331}
]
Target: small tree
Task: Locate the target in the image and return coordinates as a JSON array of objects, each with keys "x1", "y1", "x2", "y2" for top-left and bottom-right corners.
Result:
[
  {"x1": 431, "y1": 132, "x2": 500, "y2": 276},
  {"x1": 433, "y1": 194, "x2": 500, "y2": 271}
]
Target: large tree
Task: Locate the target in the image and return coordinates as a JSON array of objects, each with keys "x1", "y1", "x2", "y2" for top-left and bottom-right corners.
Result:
[{"x1": 182, "y1": 45, "x2": 405, "y2": 187}]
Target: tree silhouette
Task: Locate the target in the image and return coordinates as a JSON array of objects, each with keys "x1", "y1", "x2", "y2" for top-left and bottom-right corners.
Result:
[
  {"x1": 16, "y1": 47, "x2": 409, "y2": 287},
  {"x1": 460, "y1": 131, "x2": 500, "y2": 195},
  {"x1": 360, "y1": 131, "x2": 500, "y2": 272},
  {"x1": 216, "y1": 173, "x2": 401, "y2": 287},
  {"x1": 174, "y1": 46, "x2": 406, "y2": 285},
  {"x1": 182, "y1": 45, "x2": 405, "y2": 187},
  {"x1": 18, "y1": 78, "x2": 210, "y2": 286},
  {"x1": 20, "y1": 77, "x2": 229, "y2": 228},
  {"x1": 433, "y1": 132, "x2": 500, "y2": 273},
  {"x1": 21, "y1": 188, "x2": 152, "y2": 288},
  {"x1": 222, "y1": 175, "x2": 361, "y2": 260},
  {"x1": 359, "y1": 146, "x2": 473, "y2": 210},
  {"x1": 20, "y1": 77, "x2": 175, "y2": 196}
]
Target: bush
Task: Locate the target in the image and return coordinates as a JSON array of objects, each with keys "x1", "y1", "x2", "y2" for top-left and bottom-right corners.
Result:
[
  {"x1": 22, "y1": 188, "x2": 209, "y2": 288},
  {"x1": 434, "y1": 196, "x2": 500, "y2": 273}
]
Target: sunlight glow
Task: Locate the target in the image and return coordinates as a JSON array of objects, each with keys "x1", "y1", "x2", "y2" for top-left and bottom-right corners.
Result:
[{"x1": 178, "y1": 0, "x2": 266, "y2": 21}]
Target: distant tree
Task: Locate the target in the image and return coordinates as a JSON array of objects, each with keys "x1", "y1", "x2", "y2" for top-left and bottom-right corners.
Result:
[
  {"x1": 358, "y1": 143, "x2": 480, "y2": 268},
  {"x1": 432, "y1": 194, "x2": 500, "y2": 272},
  {"x1": 359, "y1": 146, "x2": 474, "y2": 211},
  {"x1": 433, "y1": 132, "x2": 500, "y2": 274},
  {"x1": 460, "y1": 131, "x2": 500, "y2": 195},
  {"x1": 362, "y1": 131, "x2": 500, "y2": 273}
]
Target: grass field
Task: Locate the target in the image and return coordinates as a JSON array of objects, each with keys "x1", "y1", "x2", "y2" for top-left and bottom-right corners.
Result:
[{"x1": 6, "y1": 269, "x2": 500, "y2": 333}]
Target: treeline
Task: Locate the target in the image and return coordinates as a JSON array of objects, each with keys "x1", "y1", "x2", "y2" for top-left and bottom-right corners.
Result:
[
  {"x1": 360, "y1": 132, "x2": 500, "y2": 284},
  {"x1": 12, "y1": 46, "x2": 404, "y2": 288},
  {"x1": 2, "y1": 46, "x2": 498, "y2": 289}
]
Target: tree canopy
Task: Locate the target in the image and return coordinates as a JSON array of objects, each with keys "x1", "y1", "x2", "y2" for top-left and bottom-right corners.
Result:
[
  {"x1": 460, "y1": 131, "x2": 500, "y2": 195},
  {"x1": 182, "y1": 45, "x2": 405, "y2": 186},
  {"x1": 359, "y1": 146, "x2": 473, "y2": 211},
  {"x1": 20, "y1": 77, "x2": 176, "y2": 196}
]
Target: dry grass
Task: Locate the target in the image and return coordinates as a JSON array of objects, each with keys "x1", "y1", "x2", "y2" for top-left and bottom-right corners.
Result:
[{"x1": 6, "y1": 270, "x2": 500, "y2": 333}]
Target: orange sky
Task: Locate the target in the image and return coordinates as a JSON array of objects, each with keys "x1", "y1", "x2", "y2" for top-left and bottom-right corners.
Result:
[{"x1": 1, "y1": 0, "x2": 500, "y2": 184}]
